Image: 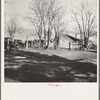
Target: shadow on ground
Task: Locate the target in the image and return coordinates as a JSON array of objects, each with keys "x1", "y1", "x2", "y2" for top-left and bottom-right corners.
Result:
[
  {"x1": 5, "y1": 50, "x2": 97, "y2": 82},
  {"x1": 87, "y1": 50, "x2": 97, "y2": 53}
]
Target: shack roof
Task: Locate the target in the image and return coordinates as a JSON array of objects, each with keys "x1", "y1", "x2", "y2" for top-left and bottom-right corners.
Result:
[{"x1": 61, "y1": 34, "x2": 81, "y2": 42}]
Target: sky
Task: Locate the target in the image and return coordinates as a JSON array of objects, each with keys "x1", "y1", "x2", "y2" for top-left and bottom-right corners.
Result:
[
  {"x1": 4, "y1": 0, "x2": 97, "y2": 15},
  {"x1": 4, "y1": 0, "x2": 97, "y2": 40}
]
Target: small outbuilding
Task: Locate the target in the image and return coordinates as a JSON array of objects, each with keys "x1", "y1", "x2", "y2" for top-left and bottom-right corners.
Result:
[{"x1": 59, "y1": 34, "x2": 82, "y2": 50}]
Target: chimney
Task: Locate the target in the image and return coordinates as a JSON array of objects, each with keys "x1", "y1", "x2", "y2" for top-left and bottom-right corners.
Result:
[{"x1": 75, "y1": 34, "x2": 77, "y2": 38}]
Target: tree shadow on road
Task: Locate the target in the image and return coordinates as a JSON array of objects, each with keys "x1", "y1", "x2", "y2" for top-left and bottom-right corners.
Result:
[{"x1": 5, "y1": 50, "x2": 97, "y2": 82}]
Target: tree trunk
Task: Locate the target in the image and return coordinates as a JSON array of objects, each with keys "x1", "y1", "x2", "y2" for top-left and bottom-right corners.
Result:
[
  {"x1": 83, "y1": 37, "x2": 89, "y2": 50},
  {"x1": 39, "y1": 38, "x2": 42, "y2": 48},
  {"x1": 25, "y1": 40, "x2": 28, "y2": 49},
  {"x1": 86, "y1": 37, "x2": 89, "y2": 49},
  {"x1": 69, "y1": 42, "x2": 71, "y2": 50},
  {"x1": 54, "y1": 36, "x2": 60, "y2": 50},
  {"x1": 45, "y1": 36, "x2": 50, "y2": 49},
  {"x1": 7, "y1": 37, "x2": 10, "y2": 50},
  {"x1": 44, "y1": 28, "x2": 51, "y2": 49},
  {"x1": 54, "y1": 39, "x2": 57, "y2": 49},
  {"x1": 43, "y1": 28, "x2": 46, "y2": 48}
]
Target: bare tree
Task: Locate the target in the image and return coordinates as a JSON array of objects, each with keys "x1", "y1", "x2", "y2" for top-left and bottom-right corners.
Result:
[
  {"x1": 25, "y1": 0, "x2": 45, "y2": 48},
  {"x1": 5, "y1": 16, "x2": 22, "y2": 50},
  {"x1": 53, "y1": 11, "x2": 67, "y2": 49},
  {"x1": 26, "y1": 0, "x2": 67, "y2": 49},
  {"x1": 71, "y1": 2, "x2": 97, "y2": 49},
  {"x1": 5, "y1": 16, "x2": 22, "y2": 39}
]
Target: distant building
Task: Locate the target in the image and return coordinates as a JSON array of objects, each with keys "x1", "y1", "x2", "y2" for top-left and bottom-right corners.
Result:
[{"x1": 59, "y1": 34, "x2": 82, "y2": 50}]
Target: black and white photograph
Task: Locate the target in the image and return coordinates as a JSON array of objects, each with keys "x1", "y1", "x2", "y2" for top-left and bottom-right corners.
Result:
[{"x1": 4, "y1": 0, "x2": 97, "y2": 82}]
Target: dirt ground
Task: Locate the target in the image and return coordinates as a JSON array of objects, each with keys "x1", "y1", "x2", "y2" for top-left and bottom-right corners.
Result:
[{"x1": 4, "y1": 48, "x2": 97, "y2": 82}]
